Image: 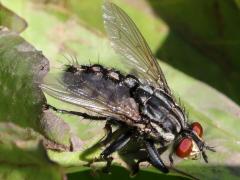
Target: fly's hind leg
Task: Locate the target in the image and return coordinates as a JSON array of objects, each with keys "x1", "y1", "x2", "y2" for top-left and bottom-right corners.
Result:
[
  {"x1": 44, "y1": 104, "x2": 107, "y2": 120},
  {"x1": 45, "y1": 104, "x2": 113, "y2": 171},
  {"x1": 45, "y1": 104, "x2": 115, "y2": 169},
  {"x1": 45, "y1": 103, "x2": 115, "y2": 145}
]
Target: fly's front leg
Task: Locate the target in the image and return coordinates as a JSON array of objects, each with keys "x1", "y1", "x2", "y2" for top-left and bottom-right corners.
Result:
[
  {"x1": 123, "y1": 146, "x2": 169, "y2": 175},
  {"x1": 169, "y1": 150, "x2": 174, "y2": 166},
  {"x1": 144, "y1": 140, "x2": 169, "y2": 173}
]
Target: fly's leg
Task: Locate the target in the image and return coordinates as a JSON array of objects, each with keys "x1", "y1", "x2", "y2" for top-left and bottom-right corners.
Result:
[
  {"x1": 45, "y1": 103, "x2": 124, "y2": 172},
  {"x1": 85, "y1": 129, "x2": 132, "y2": 173},
  {"x1": 101, "y1": 118, "x2": 128, "y2": 146},
  {"x1": 130, "y1": 158, "x2": 147, "y2": 175},
  {"x1": 169, "y1": 150, "x2": 174, "y2": 166},
  {"x1": 124, "y1": 146, "x2": 169, "y2": 175},
  {"x1": 144, "y1": 140, "x2": 169, "y2": 173},
  {"x1": 45, "y1": 104, "x2": 107, "y2": 120},
  {"x1": 101, "y1": 130, "x2": 132, "y2": 158},
  {"x1": 100, "y1": 130, "x2": 133, "y2": 173},
  {"x1": 45, "y1": 104, "x2": 115, "y2": 145},
  {"x1": 100, "y1": 121, "x2": 112, "y2": 145}
]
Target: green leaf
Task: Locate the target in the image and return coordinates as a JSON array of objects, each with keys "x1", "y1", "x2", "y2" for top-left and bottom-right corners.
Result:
[
  {"x1": 0, "y1": 30, "x2": 47, "y2": 131},
  {"x1": 0, "y1": 165, "x2": 62, "y2": 180},
  {"x1": 0, "y1": 30, "x2": 65, "y2": 179},
  {"x1": 67, "y1": 166, "x2": 187, "y2": 180},
  {"x1": 0, "y1": 122, "x2": 63, "y2": 180},
  {"x1": 1, "y1": 0, "x2": 240, "y2": 180},
  {"x1": 0, "y1": 3, "x2": 27, "y2": 33}
]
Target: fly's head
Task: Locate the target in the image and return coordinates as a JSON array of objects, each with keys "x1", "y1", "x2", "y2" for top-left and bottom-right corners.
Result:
[{"x1": 174, "y1": 122, "x2": 215, "y2": 163}]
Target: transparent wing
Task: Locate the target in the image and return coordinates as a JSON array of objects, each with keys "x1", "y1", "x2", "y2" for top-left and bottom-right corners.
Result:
[
  {"x1": 103, "y1": 2, "x2": 171, "y2": 93},
  {"x1": 41, "y1": 69, "x2": 141, "y2": 122}
]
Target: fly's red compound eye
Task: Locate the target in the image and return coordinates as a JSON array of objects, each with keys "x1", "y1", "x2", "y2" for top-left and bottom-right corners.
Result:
[
  {"x1": 176, "y1": 138, "x2": 193, "y2": 158},
  {"x1": 191, "y1": 122, "x2": 203, "y2": 137}
]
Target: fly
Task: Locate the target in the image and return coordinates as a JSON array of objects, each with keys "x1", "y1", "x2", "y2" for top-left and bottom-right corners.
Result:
[{"x1": 41, "y1": 1, "x2": 215, "y2": 178}]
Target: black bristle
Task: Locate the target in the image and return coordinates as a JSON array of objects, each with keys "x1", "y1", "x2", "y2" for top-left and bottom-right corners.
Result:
[{"x1": 64, "y1": 65, "x2": 78, "y2": 73}]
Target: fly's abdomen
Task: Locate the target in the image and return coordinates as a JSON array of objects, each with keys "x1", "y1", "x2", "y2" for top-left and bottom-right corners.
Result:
[
  {"x1": 61, "y1": 64, "x2": 141, "y2": 122},
  {"x1": 63, "y1": 64, "x2": 130, "y2": 104}
]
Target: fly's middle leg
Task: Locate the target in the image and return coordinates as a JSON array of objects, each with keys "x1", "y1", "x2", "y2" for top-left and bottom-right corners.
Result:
[
  {"x1": 85, "y1": 128, "x2": 133, "y2": 173},
  {"x1": 100, "y1": 130, "x2": 133, "y2": 173},
  {"x1": 100, "y1": 121, "x2": 113, "y2": 145},
  {"x1": 101, "y1": 118, "x2": 126, "y2": 145}
]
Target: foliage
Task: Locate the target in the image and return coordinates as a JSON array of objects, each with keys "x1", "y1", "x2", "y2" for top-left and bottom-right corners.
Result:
[{"x1": 0, "y1": 0, "x2": 240, "y2": 180}]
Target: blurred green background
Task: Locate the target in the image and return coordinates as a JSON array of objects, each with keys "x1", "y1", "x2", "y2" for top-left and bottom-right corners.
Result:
[{"x1": 0, "y1": 0, "x2": 240, "y2": 180}]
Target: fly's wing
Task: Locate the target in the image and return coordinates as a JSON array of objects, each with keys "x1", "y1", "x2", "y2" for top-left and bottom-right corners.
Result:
[
  {"x1": 41, "y1": 68, "x2": 141, "y2": 122},
  {"x1": 103, "y1": 2, "x2": 171, "y2": 94}
]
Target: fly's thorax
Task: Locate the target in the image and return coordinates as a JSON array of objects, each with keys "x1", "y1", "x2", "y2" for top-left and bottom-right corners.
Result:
[
  {"x1": 148, "y1": 121, "x2": 176, "y2": 145},
  {"x1": 132, "y1": 85, "x2": 188, "y2": 144}
]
